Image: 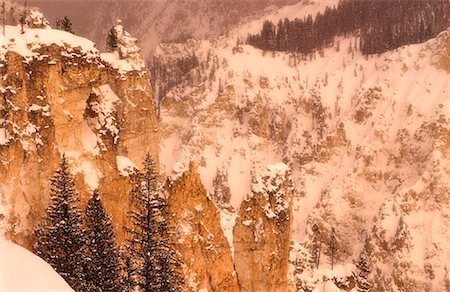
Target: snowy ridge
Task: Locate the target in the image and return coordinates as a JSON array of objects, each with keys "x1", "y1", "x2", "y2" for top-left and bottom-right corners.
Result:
[
  {"x1": 0, "y1": 21, "x2": 145, "y2": 74},
  {"x1": 0, "y1": 25, "x2": 97, "y2": 62}
]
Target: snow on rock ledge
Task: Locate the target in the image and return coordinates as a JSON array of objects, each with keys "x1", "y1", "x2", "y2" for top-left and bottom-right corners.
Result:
[
  {"x1": 0, "y1": 25, "x2": 98, "y2": 62},
  {"x1": 250, "y1": 162, "x2": 294, "y2": 219},
  {"x1": 100, "y1": 20, "x2": 146, "y2": 73},
  {"x1": 116, "y1": 155, "x2": 138, "y2": 176}
]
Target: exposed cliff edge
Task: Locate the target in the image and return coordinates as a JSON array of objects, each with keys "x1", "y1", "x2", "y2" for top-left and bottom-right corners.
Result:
[
  {"x1": 234, "y1": 163, "x2": 294, "y2": 292},
  {"x1": 0, "y1": 18, "x2": 159, "y2": 247},
  {"x1": 167, "y1": 162, "x2": 240, "y2": 291}
]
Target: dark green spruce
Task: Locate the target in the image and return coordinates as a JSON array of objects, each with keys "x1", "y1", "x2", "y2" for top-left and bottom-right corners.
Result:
[
  {"x1": 84, "y1": 190, "x2": 121, "y2": 291},
  {"x1": 124, "y1": 154, "x2": 184, "y2": 292},
  {"x1": 34, "y1": 154, "x2": 86, "y2": 291}
]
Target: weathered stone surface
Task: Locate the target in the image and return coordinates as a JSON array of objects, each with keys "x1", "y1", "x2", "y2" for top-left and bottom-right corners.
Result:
[
  {"x1": 0, "y1": 43, "x2": 159, "y2": 247},
  {"x1": 166, "y1": 162, "x2": 240, "y2": 292},
  {"x1": 233, "y1": 164, "x2": 294, "y2": 292}
]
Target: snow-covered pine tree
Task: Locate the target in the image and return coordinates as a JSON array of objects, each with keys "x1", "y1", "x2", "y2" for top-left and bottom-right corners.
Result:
[
  {"x1": 34, "y1": 154, "x2": 87, "y2": 291},
  {"x1": 310, "y1": 223, "x2": 321, "y2": 269},
  {"x1": 106, "y1": 26, "x2": 118, "y2": 52},
  {"x1": 56, "y1": 16, "x2": 74, "y2": 34},
  {"x1": 121, "y1": 252, "x2": 137, "y2": 292},
  {"x1": 151, "y1": 190, "x2": 184, "y2": 291},
  {"x1": 125, "y1": 154, "x2": 183, "y2": 291},
  {"x1": 328, "y1": 227, "x2": 337, "y2": 270},
  {"x1": 354, "y1": 252, "x2": 371, "y2": 292},
  {"x1": 84, "y1": 190, "x2": 121, "y2": 292}
]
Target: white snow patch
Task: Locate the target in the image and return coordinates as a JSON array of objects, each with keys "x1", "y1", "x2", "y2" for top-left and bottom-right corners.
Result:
[
  {"x1": 219, "y1": 209, "x2": 237, "y2": 260},
  {"x1": 0, "y1": 129, "x2": 11, "y2": 145},
  {"x1": 82, "y1": 121, "x2": 99, "y2": 155},
  {"x1": 0, "y1": 25, "x2": 97, "y2": 61},
  {"x1": 0, "y1": 239, "x2": 74, "y2": 291},
  {"x1": 116, "y1": 156, "x2": 138, "y2": 176},
  {"x1": 79, "y1": 160, "x2": 101, "y2": 191}
]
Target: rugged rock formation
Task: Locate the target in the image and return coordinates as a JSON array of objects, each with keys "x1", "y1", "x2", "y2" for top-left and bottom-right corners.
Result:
[
  {"x1": 0, "y1": 25, "x2": 159, "y2": 247},
  {"x1": 166, "y1": 162, "x2": 239, "y2": 292},
  {"x1": 233, "y1": 163, "x2": 294, "y2": 292}
]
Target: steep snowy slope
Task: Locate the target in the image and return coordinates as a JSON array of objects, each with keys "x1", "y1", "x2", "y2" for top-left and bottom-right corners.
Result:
[
  {"x1": 157, "y1": 7, "x2": 449, "y2": 290},
  {"x1": 0, "y1": 239, "x2": 74, "y2": 291}
]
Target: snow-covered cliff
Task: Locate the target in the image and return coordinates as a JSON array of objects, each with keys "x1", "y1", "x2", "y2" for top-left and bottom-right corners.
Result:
[
  {"x1": 156, "y1": 5, "x2": 449, "y2": 289},
  {"x1": 0, "y1": 16, "x2": 159, "y2": 247}
]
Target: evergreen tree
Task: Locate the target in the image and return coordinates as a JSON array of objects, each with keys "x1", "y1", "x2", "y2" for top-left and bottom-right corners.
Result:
[
  {"x1": 106, "y1": 26, "x2": 119, "y2": 52},
  {"x1": 151, "y1": 191, "x2": 184, "y2": 291},
  {"x1": 84, "y1": 190, "x2": 121, "y2": 292},
  {"x1": 121, "y1": 252, "x2": 137, "y2": 292},
  {"x1": 310, "y1": 223, "x2": 321, "y2": 269},
  {"x1": 56, "y1": 16, "x2": 74, "y2": 34},
  {"x1": 328, "y1": 227, "x2": 337, "y2": 270},
  {"x1": 19, "y1": 6, "x2": 26, "y2": 34},
  {"x1": 354, "y1": 252, "x2": 371, "y2": 292},
  {"x1": 34, "y1": 154, "x2": 86, "y2": 291},
  {"x1": 125, "y1": 154, "x2": 183, "y2": 291}
]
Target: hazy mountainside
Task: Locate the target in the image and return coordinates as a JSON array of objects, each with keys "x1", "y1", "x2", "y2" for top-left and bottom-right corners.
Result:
[
  {"x1": 155, "y1": 2, "x2": 450, "y2": 290},
  {"x1": 0, "y1": 1, "x2": 448, "y2": 292},
  {"x1": 25, "y1": 0, "x2": 300, "y2": 57}
]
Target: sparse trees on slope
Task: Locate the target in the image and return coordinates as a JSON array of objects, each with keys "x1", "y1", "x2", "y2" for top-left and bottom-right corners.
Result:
[
  {"x1": 125, "y1": 154, "x2": 183, "y2": 291},
  {"x1": 84, "y1": 190, "x2": 121, "y2": 292},
  {"x1": 34, "y1": 154, "x2": 87, "y2": 291}
]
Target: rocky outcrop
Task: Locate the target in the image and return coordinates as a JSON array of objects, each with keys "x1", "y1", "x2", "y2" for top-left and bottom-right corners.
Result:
[
  {"x1": 427, "y1": 27, "x2": 450, "y2": 72},
  {"x1": 233, "y1": 163, "x2": 294, "y2": 292},
  {"x1": 166, "y1": 162, "x2": 239, "y2": 292},
  {"x1": 0, "y1": 26, "x2": 159, "y2": 247}
]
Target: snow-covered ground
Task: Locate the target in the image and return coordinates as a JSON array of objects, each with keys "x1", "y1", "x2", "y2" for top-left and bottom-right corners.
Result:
[{"x1": 0, "y1": 239, "x2": 74, "y2": 291}]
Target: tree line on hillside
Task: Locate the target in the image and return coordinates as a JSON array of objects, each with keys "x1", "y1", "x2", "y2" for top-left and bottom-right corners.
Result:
[
  {"x1": 34, "y1": 154, "x2": 183, "y2": 292},
  {"x1": 247, "y1": 0, "x2": 450, "y2": 55}
]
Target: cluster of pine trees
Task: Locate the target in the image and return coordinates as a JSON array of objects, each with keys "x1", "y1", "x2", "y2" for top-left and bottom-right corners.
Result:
[
  {"x1": 34, "y1": 154, "x2": 183, "y2": 292},
  {"x1": 247, "y1": 0, "x2": 450, "y2": 55}
]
